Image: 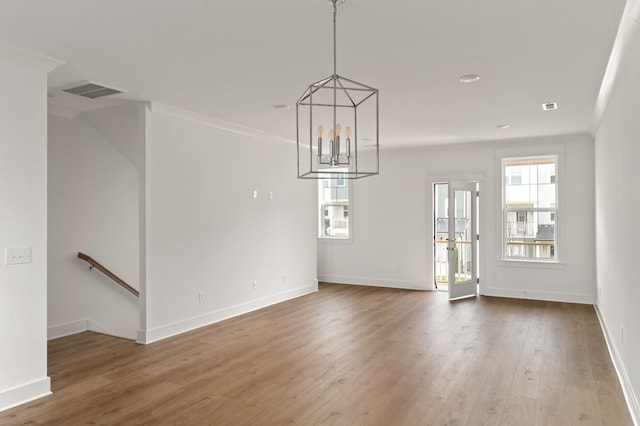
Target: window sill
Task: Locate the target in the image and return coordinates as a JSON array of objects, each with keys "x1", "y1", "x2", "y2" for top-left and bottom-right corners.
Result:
[
  {"x1": 318, "y1": 237, "x2": 353, "y2": 245},
  {"x1": 497, "y1": 259, "x2": 567, "y2": 269}
]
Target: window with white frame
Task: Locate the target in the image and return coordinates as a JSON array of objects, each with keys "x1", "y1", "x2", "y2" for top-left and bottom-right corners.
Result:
[
  {"x1": 503, "y1": 156, "x2": 557, "y2": 261},
  {"x1": 318, "y1": 170, "x2": 350, "y2": 238}
]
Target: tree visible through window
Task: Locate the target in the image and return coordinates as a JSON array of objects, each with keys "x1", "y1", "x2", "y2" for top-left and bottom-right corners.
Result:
[
  {"x1": 503, "y1": 156, "x2": 557, "y2": 261},
  {"x1": 318, "y1": 170, "x2": 349, "y2": 238}
]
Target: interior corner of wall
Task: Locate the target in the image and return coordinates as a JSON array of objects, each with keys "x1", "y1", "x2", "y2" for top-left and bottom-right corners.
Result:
[
  {"x1": 142, "y1": 101, "x2": 154, "y2": 113},
  {"x1": 136, "y1": 329, "x2": 148, "y2": 345},
  {"x1": 593, "y1": 14, "x2": 640, "y2": 134}
]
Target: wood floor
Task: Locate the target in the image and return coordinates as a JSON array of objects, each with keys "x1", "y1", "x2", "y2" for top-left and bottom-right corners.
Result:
[{"x1": 1, "y1": 284, "x2": 632, "y2": 425}]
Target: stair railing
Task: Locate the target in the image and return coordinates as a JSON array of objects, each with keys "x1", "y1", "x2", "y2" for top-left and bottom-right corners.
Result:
[{"x1": 77, "y1": 252, "x2": 139, "y2": 298}]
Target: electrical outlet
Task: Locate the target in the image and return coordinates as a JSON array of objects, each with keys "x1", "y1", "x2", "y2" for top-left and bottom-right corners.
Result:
[
  {"x1": 198, "y1": 292, "x2": 205, "y2": 303},
  {"x1": 253, "y1": 280, "x2": 257, "y2": 290}
]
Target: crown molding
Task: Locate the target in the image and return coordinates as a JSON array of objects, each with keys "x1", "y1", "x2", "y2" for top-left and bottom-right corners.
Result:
[
  {"x1": 147, "y1": 101, "x2": 294, "y2": 146},
  {"x1": 592, "y1": 0, "x2": 640, "y2": 134},
  {"x1": 0, "y1": 42, "x2": 64, "y2": 73}
]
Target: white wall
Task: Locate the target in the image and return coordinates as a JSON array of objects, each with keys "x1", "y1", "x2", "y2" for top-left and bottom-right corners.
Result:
[
  {"x1": 47, "y1": 104, "x2": 140, "y2": 340},
  {"x1": 319, "y1": 134, "x2": 596, "y2": 304},
  {"x1": 0, "y1": 55, "x2": 56, "y2": 410},
  {"x1": 140, "y1": 104, "x2": 317, "y2": 343},
  {"x1": 594, "y1": 8, "x2": 640, "y2": 419}
]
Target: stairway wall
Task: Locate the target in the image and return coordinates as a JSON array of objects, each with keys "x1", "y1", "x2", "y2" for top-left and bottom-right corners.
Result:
[{"x1": 47, "y1": 106, "x2": 140, "y2": 340}]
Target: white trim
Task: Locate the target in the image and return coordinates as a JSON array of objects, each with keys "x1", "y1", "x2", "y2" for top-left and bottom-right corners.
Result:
[
  {"x1": 148, "y1": 102, "x2": 293, "y2": 146},
  {"x1": 48, "y1": 320, "x2": 88, "y2": 340},
  {"x1": 318, "y1": 274, "x2": 429, "y2": 291},
  {"x1": 137, "y1": 284, "x2": 317, "y2": 344},
  {"x1": 594, "y1": 305, "x2": 640, "y2": 424},
  {"x1": 0, "y1": 42, "x2": 64, "y2": 72},
  {"x1": 482, "y1": 286, "x2": 593, "y2": 304},
  {"x1": 317, "y1": 237, "x2": 353, "y2": 245},
  {"x1": 495, "y1": 143, "x2": 566, "y2": 159},
  {"x1": 592, "y1": 2, "x2": 640, "y2": 134},
  {"x1": 426, "y1": 172, "x2": 485, "y2": 182},
  {"x1": 0, "y1": 377, "x2": 51, "y2": 413},
  {"x1": 496, "y1": 259, "x2": 567, "y2": 269},
  {"x1": 48, "y1": 319, "x2": 136, "y2": 341}
]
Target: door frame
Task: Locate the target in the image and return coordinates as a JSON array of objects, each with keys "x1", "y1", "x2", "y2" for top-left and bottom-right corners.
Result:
[{"x1": 427, "y1": 173, "x2": 484, "y2": 294}]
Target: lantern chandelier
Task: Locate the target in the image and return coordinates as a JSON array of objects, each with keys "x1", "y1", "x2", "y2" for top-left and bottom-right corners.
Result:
[{"x1": 296, "y1": 0, "x2": 379, "y2": 179}]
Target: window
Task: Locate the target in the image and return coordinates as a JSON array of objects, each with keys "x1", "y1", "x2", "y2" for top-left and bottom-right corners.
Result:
[
  {"x1": 503, "y1": 156, "x2": 557, "y2": 261},
  {"x1": 318, "y1": 170, "x2": 350, "y2": 238}
]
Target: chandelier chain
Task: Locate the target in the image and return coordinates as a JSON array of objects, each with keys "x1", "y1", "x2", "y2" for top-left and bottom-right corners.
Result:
[
  {"x1": 332, "y1": 0, "x2": 338, "y2": 153},
  {"x1": 333, "y1": 0, "x2": 337, "y2": 77}
]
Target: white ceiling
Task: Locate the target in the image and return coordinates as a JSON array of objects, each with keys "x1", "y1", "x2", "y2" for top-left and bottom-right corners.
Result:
[{"x1": 0, "y1": 0, "x2": 627, "y2": 148}]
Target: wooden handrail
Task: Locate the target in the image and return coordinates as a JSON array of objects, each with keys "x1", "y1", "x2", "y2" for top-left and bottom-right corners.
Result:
[{"x1": 77, "y1": 252, "x2": 139, "y2": 298}]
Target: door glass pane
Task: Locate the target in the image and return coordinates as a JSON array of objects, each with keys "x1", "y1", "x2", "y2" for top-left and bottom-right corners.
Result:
[{"x1": 454, "y1": 189, "x2": 473, "y2": 284}]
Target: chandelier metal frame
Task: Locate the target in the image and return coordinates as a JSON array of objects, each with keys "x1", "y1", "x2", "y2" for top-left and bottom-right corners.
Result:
[{"x1": 296, "y1": 0, "x2": 379, "y2": 179}]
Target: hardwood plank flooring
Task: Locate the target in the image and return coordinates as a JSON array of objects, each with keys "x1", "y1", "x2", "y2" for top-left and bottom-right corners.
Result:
[{"x1": 1, "y1": 284, "x2": 632, "y2": 425}]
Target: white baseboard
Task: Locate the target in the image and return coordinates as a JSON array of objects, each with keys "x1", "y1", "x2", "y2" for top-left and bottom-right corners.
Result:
[
  {"x1": 0, "y1": 377, "x2": 51, "y2": 413},
  {"x1": 48, "y1": 319, "x2": 89, "y2": 340},
  {"x1": 137, "y1": 284, "x2": 317, "y2": 344},
  {"x1": 318, "y1": 274, "x2": 429, "y2": 291},
  {"x1": 48, "y1": 319, "x2": 135, "y2": 341},
  {"x1": 482, "y1": 286, "x2": 594, "y2": 304},
  {"x1": 594, "y1": 305, "x2": 640, "y2": 424}
]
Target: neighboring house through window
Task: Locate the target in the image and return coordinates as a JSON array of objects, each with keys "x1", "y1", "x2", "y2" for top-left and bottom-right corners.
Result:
[
  {"x1": 318, "y1": 170, "x2": 350, "y2": 238},
  {"x1": 503, "y1": 156, "x2": 557, "y2": 261}
]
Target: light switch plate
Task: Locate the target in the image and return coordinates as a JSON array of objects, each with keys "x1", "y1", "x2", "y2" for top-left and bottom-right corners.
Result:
[{"x1": 4, "y1": 247, "x2": 32, "y2": 265}]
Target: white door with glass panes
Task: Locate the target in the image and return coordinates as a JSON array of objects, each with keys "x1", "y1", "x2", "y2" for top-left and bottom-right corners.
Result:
[{"x1": 447, "y1": 181, "x2": 478, "y2": 299}]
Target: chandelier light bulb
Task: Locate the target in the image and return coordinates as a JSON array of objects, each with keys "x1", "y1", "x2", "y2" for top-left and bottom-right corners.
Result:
[
  {"x1": 329, "y1": 128, "x2": 335, "y2": 140},
  {"x1": 335, "y1": 123, "x2": 342, "y2": 136},
  {"x1": 345, "y1": 126, "x2": 351, "y2": 138},
  {"x1": 317, "y1": 125, "x2": 324, "y2": 137}
]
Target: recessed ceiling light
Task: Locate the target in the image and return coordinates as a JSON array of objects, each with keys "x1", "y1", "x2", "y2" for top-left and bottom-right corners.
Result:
[
  {"x1": 497, "y1": 124, "x2": 511, "y2": 129},
  {"x1": 459, "y1": 74, "x2": 480, "y2": 83},
  {"x1": 272, "y1": 104, "x2": 290, "y2": 110},
  {"x1": 542, "y1": 102, "x2": 558, "y2": 111}
]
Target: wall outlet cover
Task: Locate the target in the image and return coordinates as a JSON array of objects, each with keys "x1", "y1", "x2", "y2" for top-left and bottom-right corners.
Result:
[{"x1": 4, "y1": 247, "x2": 32, "y2": 265}]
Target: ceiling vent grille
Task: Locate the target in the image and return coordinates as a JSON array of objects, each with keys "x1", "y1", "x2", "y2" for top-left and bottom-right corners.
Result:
[
  {"x1": 542, "y1": 101, "x2": 558, "y2": 111},
  {"x1": 59, "y1": 81, "x2": 124, "y2": 99}
]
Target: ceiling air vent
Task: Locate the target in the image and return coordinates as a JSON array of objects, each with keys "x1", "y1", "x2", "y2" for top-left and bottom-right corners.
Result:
[
  {"x1": 542, "y1": 101, "x2": 558, "y2": 111},
  {"x1": 59, "y1": 81, "x2": 124, "y2": 99}
]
